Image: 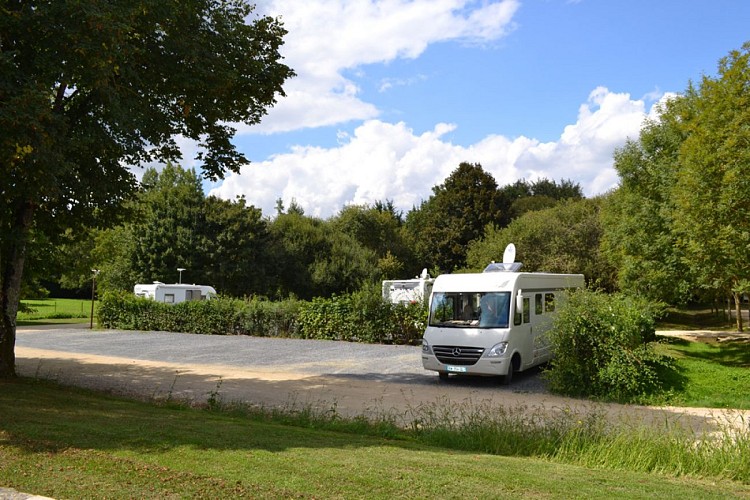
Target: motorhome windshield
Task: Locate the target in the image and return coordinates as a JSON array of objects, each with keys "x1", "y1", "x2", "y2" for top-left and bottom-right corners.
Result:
[{"x1": 429, "y1": 291, "x2": 511, "y2": 328}]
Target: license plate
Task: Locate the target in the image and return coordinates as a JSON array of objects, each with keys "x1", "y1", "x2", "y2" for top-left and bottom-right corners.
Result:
[{"x1": 446, "y1": 365, "x2": 467, "y2": 373}]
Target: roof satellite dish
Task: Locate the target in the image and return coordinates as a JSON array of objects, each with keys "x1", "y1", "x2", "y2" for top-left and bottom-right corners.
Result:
[
  {"x1": 420, "y1": 268, "x2": 429, "y2": 279},
  {"x1": 502, "y1": 243, "x2": 516, "y2": 265}
]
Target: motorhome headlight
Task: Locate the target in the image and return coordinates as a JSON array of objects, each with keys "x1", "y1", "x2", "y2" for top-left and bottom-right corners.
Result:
[
  {"x1": 486, "y1": 342, "x2": 508, "y2": 357},
  {"x1": 421, "y1": 339, "x2": 433, "y2": 354}
]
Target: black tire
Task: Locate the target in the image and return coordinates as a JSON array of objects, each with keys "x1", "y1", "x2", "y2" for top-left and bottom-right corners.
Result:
[
  {"x1": 501, "y1": 359, "x2": 514, "y2": 385},
  {"x1": 438, "y1": 371, "x2": 450, "y2": 381}
]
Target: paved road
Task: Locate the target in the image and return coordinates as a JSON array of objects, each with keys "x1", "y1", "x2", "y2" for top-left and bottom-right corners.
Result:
[{"x1": 14, "y1": 326, "x2": 747, "y2": 436}]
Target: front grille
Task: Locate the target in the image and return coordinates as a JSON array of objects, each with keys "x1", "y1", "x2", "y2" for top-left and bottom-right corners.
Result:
[{"x1": 433, "y1": 345, "x2": 484, "y2": 366}]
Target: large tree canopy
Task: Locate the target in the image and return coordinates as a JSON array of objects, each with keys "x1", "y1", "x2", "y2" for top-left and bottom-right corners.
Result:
[
  {"x1": 603, "y1": 97, "x2": 693, "y2": 305},
  {"x1": 0, "y1": 0, "x2": 294, "y2": 377},
  {"x1": 604, "y1": 42, "x2": 750, "y2": 329},
  {"x1": 405, "y1": 162, "x2": 502, "y2": 272},
  {"x1": 672, "y1": 43, "x2": 750, "y2": 329}
]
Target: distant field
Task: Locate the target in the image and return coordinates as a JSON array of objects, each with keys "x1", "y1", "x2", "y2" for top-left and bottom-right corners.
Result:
[{"x1": 18, "y1": 298, "x2": 93, "y2": 325}]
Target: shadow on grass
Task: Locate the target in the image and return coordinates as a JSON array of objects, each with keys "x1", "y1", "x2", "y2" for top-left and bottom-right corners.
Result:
[
  {"x1": 661, "y1": 336, "x2": 750, "y2": 368},
  {"x1": 657, "y1": 308, "x2": 735, "y2": 330},
  {"x1": 0, "y1": 377, "x2": 407, "y2": 456}
]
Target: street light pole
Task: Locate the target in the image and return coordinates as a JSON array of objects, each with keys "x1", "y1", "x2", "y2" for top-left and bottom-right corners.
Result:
[
  {"x1": 177, "y1": 267, "x2": 186, "y2": 284},
  {"x1": 90, "y1": 269, "x2": 100, "y2": 329}
]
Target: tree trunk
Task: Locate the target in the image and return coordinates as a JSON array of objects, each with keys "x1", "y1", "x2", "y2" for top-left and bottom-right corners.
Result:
[
  {"x1": 732, "y1": 290, "x2": 744, "y2": 332},
  {"x1": 0, "y1": 201, "x2": 35, "y2": 378}
]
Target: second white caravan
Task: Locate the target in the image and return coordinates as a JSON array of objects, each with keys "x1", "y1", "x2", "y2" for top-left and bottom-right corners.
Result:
[{"x1": 421, "y1": 252, "x2": 583, "y2": 383}]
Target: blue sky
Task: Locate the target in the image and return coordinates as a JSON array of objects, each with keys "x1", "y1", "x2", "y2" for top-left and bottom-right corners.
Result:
[{"x1": 194, "y1": 0, "x2": 750, "y2": 218}]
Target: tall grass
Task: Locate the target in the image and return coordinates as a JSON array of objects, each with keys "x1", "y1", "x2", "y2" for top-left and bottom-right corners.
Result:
[
  {"x1": 402, "y1": 398, "x2": 749, "y2": 483},
  {"x1": 205, "y1": 392, "x2": 750, "y2": 484}
]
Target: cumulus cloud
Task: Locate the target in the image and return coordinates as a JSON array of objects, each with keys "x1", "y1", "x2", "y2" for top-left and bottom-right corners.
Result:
[
  {"x1": 247, "y1": 0, "x2": 520, "y2": 133},
  {"x1": 209, "y1": 88, "x2": 655, "y2": 218}
]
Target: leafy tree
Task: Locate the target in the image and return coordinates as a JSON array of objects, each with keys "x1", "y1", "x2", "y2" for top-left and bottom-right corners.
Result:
[
  {"x1": 200, "y1": 195, "x2": 271, "y2": 297},
  {"x1": 268, "y1": 213, "x2": 376, "y2": 299},
  {"x1": 508, "y1": 194, "x2": 558, "y2": 220},
  {"x1": 497, "y1": 178, "x2": 582, "y2": 226},
  {"x1": 130, "y1": 164, "x2": 206, "y2": 284},
  {"x1": 405, "y1": 162, "x2": 502, "y2": 272},
  {"x1": 0, "y1": 0, "x2": 293, "y2": 377},
  {"x1": 602, "y1": 97, "x2": 694, "y2": 305},
  {"x1": 467, "y1": 198, "x2": 615, "y2": 289},
  {"x1": 330, "y1": 203, "x2": 416, "y2": 279},
  {"x1": 91, "y1": 226, "x2": 139, "y2": 293},
  {"x1": 672, "y1": 43, "x2": 750, "y2": 330}
]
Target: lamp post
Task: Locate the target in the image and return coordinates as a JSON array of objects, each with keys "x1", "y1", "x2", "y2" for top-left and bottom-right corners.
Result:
[
  {"x1": 177, "y1": 268, "x2": 186, "y2": 284},
  {"x1": 90, "y1": 269, "x2": 100, "y2": 329}
]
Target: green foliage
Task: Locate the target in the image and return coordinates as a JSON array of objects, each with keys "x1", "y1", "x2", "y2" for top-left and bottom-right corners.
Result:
[
  {"x1": 268, "y1": 212, "x2": 378, "y2": 300},
  {"x1": 330, "y1": 203, "x2": 417, "y2": 280},
  {"x1": 672, "y1": 43, "x2": 750, "y2": 329},
  {"x1": 604, "y1": 42, "x2": 750, "y2": 323},
  {"x1": 467, "y1": 198, "x2": 615, "y2": 288},
  {"x1": 235, "y1": 296, "x2": 301, "y2": 338},
  {"x1": 130, "y1": 164, "x2": 206, "y2": 285},
  {"x1": 545, "y1": 289, "x2": 674, "y2": 402},
  {"x1": 97, "y1": 292, "x2": 300, "y2": 337},
  {"x1": 98, "y1": 286, "x2": 426, "y2": 345},
  {"x1": 603, "y1": 97, "x2": 694, "y2": 304},
  {"x1": 297, "y1": 284, "x2": 426, "y2": 344},
  {"x1": 405, "y1": 162, "x2": 502, "y2": 272},
  {"x1": 1, "y1": 0, "x2": 294, "y2": 376},
  {"x1": 199, "y1": 195, "x2": 272, "y2": 297},
  {"x1": 496, "y1": 178, "x2": 583, "y2": 227}
]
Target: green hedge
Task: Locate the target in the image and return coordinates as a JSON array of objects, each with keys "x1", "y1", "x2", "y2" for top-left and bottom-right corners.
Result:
[
  {"x1": 97, "y1": 288, "x2": 427, "y2": 345},
  {"x1": 544, "y1": 288, "x2": 674, "y2": 403},
  {"x1": 97, "y1": 292, "x2": 300, "y2": 337},
  {"x1": 297, "y1": 288, "x2": 427, "y2": 344}
]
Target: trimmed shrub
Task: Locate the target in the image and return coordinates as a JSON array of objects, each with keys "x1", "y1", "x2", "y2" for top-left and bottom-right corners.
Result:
[
  {"x1": 297, "y1": 284, "x2": 427, "y2": 344},
  {"x1": 98, "y1": 287, "x2": 424, "y2": 344},
  {"x1": 97, "y1": 292, "x2": 300, "y2": 337},
  {"x1": 235, "y1": 296, "x2": 300, "y2": 337},
  {"x1": 545, "y1": 288, "x2": 673, "y2": 402}
]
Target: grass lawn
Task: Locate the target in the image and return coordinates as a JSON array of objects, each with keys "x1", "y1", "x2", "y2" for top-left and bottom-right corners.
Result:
[
  {"x1": 1, "y1": 379, "x2": 748, "y2": 499},
  {"x1": 655, "y1": 336, "x2": 750, "y2": 409},
  {"x1": 18, "y1": 299, "x2": 93, "y2": 326}
]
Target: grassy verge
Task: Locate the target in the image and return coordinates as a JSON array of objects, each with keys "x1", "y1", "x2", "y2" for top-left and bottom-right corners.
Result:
[
  {"x1": 1, "y1": 379, "x2": 748, "y2": 499},
  {"x1": 653, "y1": 337, "x2": 750, "y2": 409},
  {"x1": 18, "y1": 299, "x2": 93, "y2": 326}
]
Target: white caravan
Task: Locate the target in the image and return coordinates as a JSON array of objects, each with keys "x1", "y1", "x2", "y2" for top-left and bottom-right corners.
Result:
[
  {"x1": 421, "y1": 245, "x2": 583, "y2": 383},
  {"x1": 134, "y1": 282, "x2": 217, "y2": 304},
  {"x1": 382, "y1": 269, "x2": 435, "y2": 305}
]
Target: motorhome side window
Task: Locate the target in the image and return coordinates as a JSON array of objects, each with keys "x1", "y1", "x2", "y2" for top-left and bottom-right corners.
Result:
[
  {"x1": 544, "y1": 293, "x2": 555, "y2": 312},
  {"x1": 535, "y1": 294, "x2": 543, "y2": 315},
  {"x1": 429, "y1": 292, "x2": 510, "y2": 328},
  {"x1": 523, "y1": 297, "x2": 530, "y2": 323},
  {"x1": 164, "y1": 294, "x2": 175, "y2": 303},
  {"x1": 513, "y1": 297, "x2": 531, "y2": 325}
]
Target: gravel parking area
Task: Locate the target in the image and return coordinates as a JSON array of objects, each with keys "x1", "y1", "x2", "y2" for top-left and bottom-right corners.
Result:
[{"x1": 14, "y1": 326, "x2": 749, "y2": 437}]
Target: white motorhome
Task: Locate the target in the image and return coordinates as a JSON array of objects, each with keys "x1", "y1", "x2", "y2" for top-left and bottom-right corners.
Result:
[
  {"x1": 421, "y1": 245, "x2": 583, "y2": 383},
  {"x1": 382, "y1": 269, "x2": 435, "y2": 305},
  {"x1": 134, "y1": 282, "x2": 217, "y2": 304}
]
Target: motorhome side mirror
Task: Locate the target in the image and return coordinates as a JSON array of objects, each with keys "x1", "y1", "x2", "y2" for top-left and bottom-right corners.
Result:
[{"x1": 516, "y1": 290, "x2": 523, "y2": 315}]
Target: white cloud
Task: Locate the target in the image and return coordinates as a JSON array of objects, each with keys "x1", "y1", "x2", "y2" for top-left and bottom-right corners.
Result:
[
  {"x1": 247, "y1": 0, "x2": 520, "y2": 133},
  {"x1": 209, "y1": 88, "x2": 654, "y2": 218}
]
